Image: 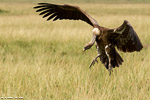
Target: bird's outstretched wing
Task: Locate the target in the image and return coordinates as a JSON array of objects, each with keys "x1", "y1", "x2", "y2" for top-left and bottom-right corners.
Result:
[
  {"x1": 33, "y1": 3, "x2": 99, "y2": 27},
  {"x1": 109, "y1": 20, "x2": 143, "y2": 52}
]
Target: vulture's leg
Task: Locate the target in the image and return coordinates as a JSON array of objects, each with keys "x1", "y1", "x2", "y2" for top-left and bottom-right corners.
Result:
[
  {"x1": 89, "y1": 45, "x2": 101, "y2": 68},
  {"x1": 108, "y1": 58, "x2": 113, "y2": 76},
  {"x1": 83, "y1": 35, "x2": 96, "y2": 52},
  {"x1": 89, "y1": 54, "x2": 100, "y2": 68},
  {"x1": 105, "y1": 44, "x2": 114, "y2": 75}
]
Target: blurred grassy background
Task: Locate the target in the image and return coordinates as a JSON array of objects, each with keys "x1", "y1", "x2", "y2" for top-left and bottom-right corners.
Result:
[{"x1": 0, "y1": 0, "x2": 150, "y2": 100}]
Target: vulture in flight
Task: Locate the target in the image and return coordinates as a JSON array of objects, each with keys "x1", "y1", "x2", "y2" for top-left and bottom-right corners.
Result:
[{"x1": 34, "y1": 3, "x2": 143, "y2": 75}]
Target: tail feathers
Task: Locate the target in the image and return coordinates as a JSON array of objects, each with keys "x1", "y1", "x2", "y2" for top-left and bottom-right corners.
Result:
[
  {"x1": 111, "y1": 51, "x2": 123, "y2": 68},
  {"x1": 99, "y1": 54, "x2": 109, "y2": 69},
  {"x1": 100, "y1": 51, "x2": 123, "y2": 69}
]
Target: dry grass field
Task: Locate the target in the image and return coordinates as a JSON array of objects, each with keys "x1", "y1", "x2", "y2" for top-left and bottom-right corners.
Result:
[{"x1": 0, "y1": 2, "x2": 150, "y2": 100}]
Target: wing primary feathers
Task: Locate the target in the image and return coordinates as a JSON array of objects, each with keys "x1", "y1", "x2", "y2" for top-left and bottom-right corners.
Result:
[
  {"x1": 56, "y1": 11, "x2": 65, "y2": 20},
  {"x1": 36, "y1": 8, "x2": 49, "y2": 12},
  {"x1": 53, "y1": 16, "x2": 59, "y2": 21},
  {"x1": 47, "y1": 13, "x2": 57, "y2": 21},
  {"x1": 34, "y1": 6, "x2": 45, "y2": 9},
  {"x1": 34, "y1": 3, "x2": 99, "y2": 27},
  {"x1": 39, "y1": 10, "x2": 51, "y2": 15},
  {"x1": 38, "y1": 3, "x2": 55, "y2": 7},
  {"x1": 43, "y1": 11, "x2": 54, "y2": 18},
  {"x1": 52, "y1": 11, "x2": 62, "y2": 21}
]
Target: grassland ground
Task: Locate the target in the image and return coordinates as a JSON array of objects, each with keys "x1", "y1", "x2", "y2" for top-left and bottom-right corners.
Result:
[{"x1": 0, "y1": 2, "x2": 150, "y2": 100}]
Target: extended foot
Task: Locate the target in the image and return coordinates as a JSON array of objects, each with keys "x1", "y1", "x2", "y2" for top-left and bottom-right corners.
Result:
[{"x1": 89, "y1": 54, "x2": 100, "y2": 68}]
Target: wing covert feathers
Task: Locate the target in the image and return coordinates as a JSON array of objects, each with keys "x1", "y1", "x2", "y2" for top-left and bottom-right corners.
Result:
[{"x1": 112, "y1": 20, "x2": 143, "y2": 52}]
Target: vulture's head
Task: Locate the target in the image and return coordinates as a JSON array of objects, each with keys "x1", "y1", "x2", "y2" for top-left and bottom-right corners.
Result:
[{"x1": 83, "y1": 28, "x2": 101, "y2": 52}]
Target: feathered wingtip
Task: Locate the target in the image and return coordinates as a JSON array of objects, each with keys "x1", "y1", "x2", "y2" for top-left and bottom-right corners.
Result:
[{"x1": 33, "y1": 3, "x2": 49, "y2": 9}]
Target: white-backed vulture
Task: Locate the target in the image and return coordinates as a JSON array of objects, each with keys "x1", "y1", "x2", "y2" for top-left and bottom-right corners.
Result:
[{"x1": 34, "y1": 3, "x2": 143, "y2": 75}]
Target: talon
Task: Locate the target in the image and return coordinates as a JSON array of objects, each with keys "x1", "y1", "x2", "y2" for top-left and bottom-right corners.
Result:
[
  {"x1": 89, "y1": 57, "x2": 99, "y2": 68},
  {"x1": 89, "y1": 61, "x2": 94, "y2": 68}
]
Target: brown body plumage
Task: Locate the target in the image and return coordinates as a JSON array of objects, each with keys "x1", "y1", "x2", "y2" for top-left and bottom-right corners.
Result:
[{"x1": 34, "y1": 3, "x2": 143, "y2": 75}]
